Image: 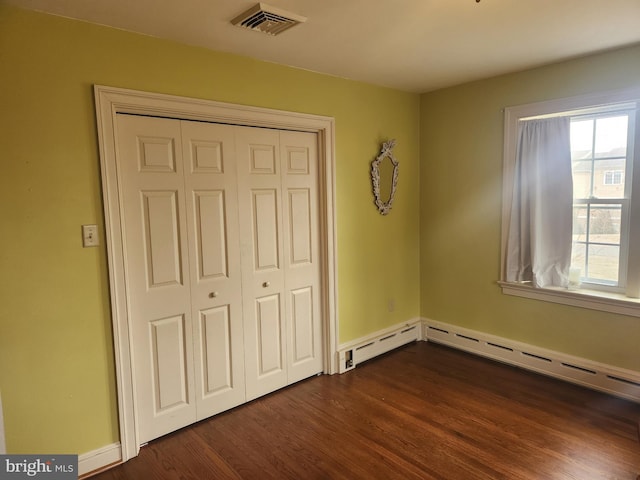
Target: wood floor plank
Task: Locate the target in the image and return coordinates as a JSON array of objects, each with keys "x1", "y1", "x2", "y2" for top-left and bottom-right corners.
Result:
[{"x1": 92, "y1": 342, "x2": 640, "y2": 479}]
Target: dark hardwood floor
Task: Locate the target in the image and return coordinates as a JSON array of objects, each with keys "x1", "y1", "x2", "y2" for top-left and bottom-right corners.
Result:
[{"x1": 92, "y1": 342, "x2": 640, "y2": 479}]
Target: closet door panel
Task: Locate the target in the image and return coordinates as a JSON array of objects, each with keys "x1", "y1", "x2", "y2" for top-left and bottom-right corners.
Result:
[
  {"x1": 252, "y1": 189, "x2": 280, "y2": 270},
  {"x1": 181, "y1": 121, "x2": 246, "y2": 420},
  {"x1": 280, "y1": 131, "x2": 324, "y2": 382},
  {"x1": 116, "y1": 114, "x2": 196, "y2": 444},
  {"x1": 236, "y1": 127, "x2": 288, "y2": 400},
  {"x1": 194, "y1": 190, "x2": 228, "y2": 279},
  {"x1": 200, "y1": 306, "x2": 233, "y2": 394},
  {"x1": 290, "y1": 286, "x2": 314, "y2": 363},
  {"x1": 255, "y1": 294, "x2": 284, "y2": 375}
]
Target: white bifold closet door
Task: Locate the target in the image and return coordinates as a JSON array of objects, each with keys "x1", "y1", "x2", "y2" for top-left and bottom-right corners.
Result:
[
  {"x1": 235, "y1": 127, "x2": 323, "y2": 401},
  {"x1": 115, "y1": 114, "x2": 322, "y2": 445}
]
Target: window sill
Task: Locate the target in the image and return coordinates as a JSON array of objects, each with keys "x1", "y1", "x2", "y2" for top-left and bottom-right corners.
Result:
[{"x1": 498, "y1": 281, "x2": 640, "y2": 317}]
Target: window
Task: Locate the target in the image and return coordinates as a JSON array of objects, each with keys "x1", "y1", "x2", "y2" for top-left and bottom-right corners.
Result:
[
  {"x1": 603, "y1": 170, "x2": 623, "y2": 185},
  {"x1": 500, "y1": 88, "x2": 640, "y2": 316},
  {"x1": 570, "y1": 111, "x2": 631, "y2": 290}
]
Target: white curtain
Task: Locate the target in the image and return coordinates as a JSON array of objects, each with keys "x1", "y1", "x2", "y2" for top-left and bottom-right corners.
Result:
[{"x1": 506, "y1": 117, "x2": 573, "y2": 288}]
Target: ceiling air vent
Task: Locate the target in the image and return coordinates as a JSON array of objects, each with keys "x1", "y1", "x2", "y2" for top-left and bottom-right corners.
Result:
[{"x1": 231, "y1": 3, "x2": 307, "y2": 36}]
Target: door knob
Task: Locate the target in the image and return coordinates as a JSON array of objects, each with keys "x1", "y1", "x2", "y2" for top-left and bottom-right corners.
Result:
[
  {"x1": 262, "y1": 281, "x2": 270, "y2": 288},
  {"x1": 209, "y1": 291, "x2": 218, "y2": 298}
]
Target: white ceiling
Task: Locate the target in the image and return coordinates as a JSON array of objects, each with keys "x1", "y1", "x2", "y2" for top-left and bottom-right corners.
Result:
[{"x1": 7, "y1": 0, "x2": 640, "y2": 93}]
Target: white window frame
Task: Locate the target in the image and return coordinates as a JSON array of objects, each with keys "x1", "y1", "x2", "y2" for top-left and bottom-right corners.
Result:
[{"x1": 499, "y1": 87, "x2": 640, "y2": 317}]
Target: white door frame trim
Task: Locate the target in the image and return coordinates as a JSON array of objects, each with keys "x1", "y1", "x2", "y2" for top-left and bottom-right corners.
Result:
[{"x1": 94, "y1": 85, "x2": 339, "y2": 462}]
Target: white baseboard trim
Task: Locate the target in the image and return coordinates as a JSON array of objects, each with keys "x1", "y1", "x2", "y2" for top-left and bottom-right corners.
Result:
[
  {"x1": 78, "y1": 442, "x2": 122, "y2": 478},
  {"x1": 337, "y1": 318, "x2": 422, "y2": 373},
  {"x1": 423, "y1": 318, "x2": 640, "y2": 403}
]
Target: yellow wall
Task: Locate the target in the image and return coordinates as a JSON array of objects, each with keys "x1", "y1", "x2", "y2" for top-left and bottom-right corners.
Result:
[
  {"x1": 3, "y1": 2, "x2": 639, "y2": 460},
  {"x1": 420, "y1": 43, "x2": 640, "y2": 371},
  {"x1": 0, "y1": 6, "x2": 421, "y2": 454}
]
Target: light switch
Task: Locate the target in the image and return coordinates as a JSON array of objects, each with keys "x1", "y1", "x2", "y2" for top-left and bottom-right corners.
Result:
[{"x1": 82, "y1": 224, "x2": 99, "y2": 247}]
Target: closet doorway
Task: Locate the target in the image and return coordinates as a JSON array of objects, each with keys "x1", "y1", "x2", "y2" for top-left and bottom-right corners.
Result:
[{"x1": 94, "y1": 86, "x2": 338, "y2": 462}]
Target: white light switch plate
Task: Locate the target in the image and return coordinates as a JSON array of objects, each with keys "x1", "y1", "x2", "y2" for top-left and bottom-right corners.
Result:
[{"x1": 82, "y1": 224, "x2": 99, "y2": 247}]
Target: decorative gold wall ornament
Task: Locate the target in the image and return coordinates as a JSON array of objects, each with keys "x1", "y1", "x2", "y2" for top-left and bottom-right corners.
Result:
[{"x1": 371, "y1": 139, "x2": 399, "y2": 215}]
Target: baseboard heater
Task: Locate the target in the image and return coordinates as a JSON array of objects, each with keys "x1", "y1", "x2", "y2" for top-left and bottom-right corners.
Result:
[
  {"x1": 338, "y1": 323, "x2": 421, "y2": 373},
  {"x1": 424, "y1": 320, "x2": 640, "y2": 403}
]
